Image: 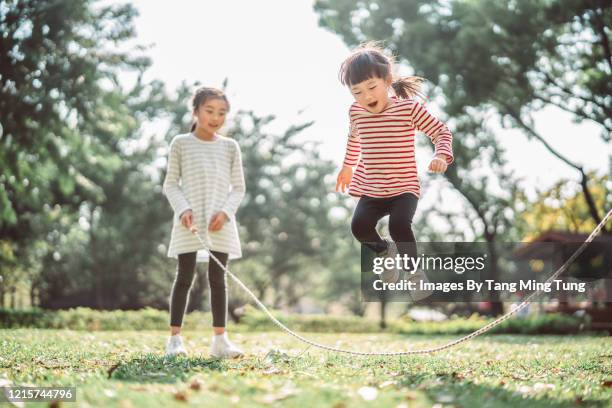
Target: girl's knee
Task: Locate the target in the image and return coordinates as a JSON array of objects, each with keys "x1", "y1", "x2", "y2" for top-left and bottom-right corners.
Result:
[
  {"x1": 209, "y1": 272, "x2": 227, "y2": 290},
  {"x1": 389, "y1": 220, "x2": 413, "y2": 242},
  {"x1": 174, "y1": 273, "x2": 194, "y2": 290},
  {"x1": 351, "y1": 216, "x2": 373, "y2": 240}
]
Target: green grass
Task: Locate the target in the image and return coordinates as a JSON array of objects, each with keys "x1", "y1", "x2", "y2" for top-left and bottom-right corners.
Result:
[{"x1": 1, "y1": 330, "x2": 611, "y2": 407}]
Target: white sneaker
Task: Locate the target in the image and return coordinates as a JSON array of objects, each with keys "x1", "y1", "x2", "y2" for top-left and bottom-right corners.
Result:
[
  {"x1": 380, "y1": 240, "x2": 400, "y2": 284},
  {"x1": 210, "y1": 333, "x2": 244, "y2": 359},
  {"x1": 165, "y1": 335, "x2": 188, "y2": 357}
]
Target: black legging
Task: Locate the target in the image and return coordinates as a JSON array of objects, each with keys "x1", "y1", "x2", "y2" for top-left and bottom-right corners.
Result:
[
  {"x1": 351, "y1": 192, "x2": 418, "y2": 265},
  {"x1": 169, "y1": 251, "x2": 228, "y2": 327}
]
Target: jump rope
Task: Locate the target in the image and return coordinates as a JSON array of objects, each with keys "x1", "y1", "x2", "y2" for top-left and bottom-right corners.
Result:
[{"x1": 189, "y1": 209, "x2": 611, "y2": 356}]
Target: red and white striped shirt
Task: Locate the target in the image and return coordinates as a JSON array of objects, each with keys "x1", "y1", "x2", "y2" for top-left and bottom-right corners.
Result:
[{"x1": 343, "y1": 97, "x2": 453, "y2": 198}]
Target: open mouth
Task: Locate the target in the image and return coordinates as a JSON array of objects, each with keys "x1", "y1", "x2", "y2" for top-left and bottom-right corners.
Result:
[{"x1": 367, "y1": 101, "x2": 378, "y2": 108}]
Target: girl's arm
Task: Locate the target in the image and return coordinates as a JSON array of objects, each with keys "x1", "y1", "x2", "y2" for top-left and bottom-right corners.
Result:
[
  {"x1": 410, "y1": 101, "x2": 454, "y2": 164},
  {"x1": 343, "y1": 115, "x2": 361, "y2": 168},
  {"x1": 220, "y1": 141, "x2": 246, "y2": 219},
  {"x1": 336, "y1": 114, "x2": 360, "y2": 192},
  {"x1": 162, "y1": 138, "x2": 192, "y2": 218}
]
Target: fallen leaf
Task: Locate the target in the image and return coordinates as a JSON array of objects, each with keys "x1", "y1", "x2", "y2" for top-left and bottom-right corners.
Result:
[
  {"x1": 189, "y1": 379, "x2": 203, "y2": 391},
  {"x1": 107, "y1": 363, "x2": 121, "y2": 379},
  {"x1": 173, "y1": 390, "x2": 188, "y2": 402}
]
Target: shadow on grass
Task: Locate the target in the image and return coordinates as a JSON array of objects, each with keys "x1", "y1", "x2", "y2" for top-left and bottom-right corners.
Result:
[
  {"x1": 399, "y1": 372, "x2": 606, "y2": 408},
  {"x1": 108, "y1": 353, "x2": 225, "y2": 383},
  {"x1": 392, "y1": 333, "x2": 605, "y2": 348},
  {"x1": 470, "y1": 334, "x2": 607, "y2": 345}
]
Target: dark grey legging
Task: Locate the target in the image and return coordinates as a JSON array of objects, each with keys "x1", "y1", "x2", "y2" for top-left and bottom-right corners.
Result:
[
  {"x1": 169, "y1": 251, "x2": 228, "y2": 327},
  {"x1": 351, "y1": 192, "x2": 418, "y2": 268}
]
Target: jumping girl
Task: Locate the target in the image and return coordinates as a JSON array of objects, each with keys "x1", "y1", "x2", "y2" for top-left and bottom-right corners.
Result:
[
  {"x1": 335, "y1": 43, "x2": 454, "y2": 287},
  {"x1": 162, "y1": 87, "x2": 245, "y2": 358}
]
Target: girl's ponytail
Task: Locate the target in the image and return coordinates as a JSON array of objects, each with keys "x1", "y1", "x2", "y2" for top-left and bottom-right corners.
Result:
[
  {"x1": 391, "y1": 76, "x2": 426, "y2": 100},
  {"x1": 190, "y1": 122, "x2": 196, "y2": 132},
  {"x1": 339, "y1": 42, "x2": 430, "y2": 102}
]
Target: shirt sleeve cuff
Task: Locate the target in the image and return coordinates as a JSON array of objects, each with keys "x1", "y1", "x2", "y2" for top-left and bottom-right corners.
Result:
[
  {"x1": 177, "y1": 205, "x2": 192, "y2": 219},
  {"x1": 220, "y1": 208, "x2": 233, "y2": 220},
  {"x1": 435, "y1": 150, "x2": 454, "y2": 165}
]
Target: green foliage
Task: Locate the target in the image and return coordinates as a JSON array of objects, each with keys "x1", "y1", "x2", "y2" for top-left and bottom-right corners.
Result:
[
  {"x1": 492, "y1": 312, "x2": 591, "y2": 335},
  {"x1": 0, "y1": 0, "x2": 177, "y2": 310},
  {"x1": 0, "y1": 307, "x2": 207, "y2": 330},
  {"x1": 518, "y1": 173, "x2": 611, "y2": 240},
  {"x1": 0, "y1": 0, "x2": 358, "y2": 310},
  {"x1": 0, "y1": 0, "x2": 147, "y2": 234},
  {"x1": 316, "y1": 0, "x2": 611, "y2": 139},
  {"x1": 241, "y1": 307, "x2": 593, "y2": 335},
  {"x1": 0, "y1": 307, "x2": 594, "y2": 335}
]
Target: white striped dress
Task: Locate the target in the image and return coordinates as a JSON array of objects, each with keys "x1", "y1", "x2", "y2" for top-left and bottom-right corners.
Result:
[
  {"x1": 162, "y1": 133, "x2": 245, "y2": 262},
  {"x1": 343, "y1": 97, "x2": 454, "y2": 198}
]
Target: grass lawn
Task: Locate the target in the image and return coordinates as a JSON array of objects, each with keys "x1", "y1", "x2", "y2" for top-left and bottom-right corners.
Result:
[{"x1": 1, "y1": 329, "x2": 610, "y2": 407}]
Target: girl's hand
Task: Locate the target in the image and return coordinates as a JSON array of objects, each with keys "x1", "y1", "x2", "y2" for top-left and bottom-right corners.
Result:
[
  {"x1": 428, "y1": 154, "x2": 449, "y2": 174},
  {"x1": 209, "y1": 211, "x2": 228, "y2": 232},
  {"x1": 180, "y1": 210, "x2": 198, "y2": 232},
  {"x1": 335, "y1": 166, "x2": 353, "y2": 193}
]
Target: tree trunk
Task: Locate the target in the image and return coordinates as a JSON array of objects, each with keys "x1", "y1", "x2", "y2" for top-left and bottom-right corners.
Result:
[
  {"x1": 486, "y1": 237, "x2": 504, "y2": 316},
  {"x1": 505, "y1": 108, "x2": 606, "y2": 231},
  {"x1": 579, "y1": 171, "x2": 604, "y2": 229},
  {"x1": 30, "y1": 282, "x2": 36, "y2": 308},
  {"x1": 10, "y1": 286, "x2": 16, "y2": 309},
  {"x1": 91, "y1": 208, "x2": 103, "y2": 309},
  {"x1": 555, "y1": 251, "x2": 570, "y2": 313}
]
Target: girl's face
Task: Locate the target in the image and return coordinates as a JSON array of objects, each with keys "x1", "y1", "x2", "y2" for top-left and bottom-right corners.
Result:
[
  {"x1": 194, "y1": 98, "x2": 228, "y2": 135},
  {"x1": 350, "y1": 76, "x2": 392, "y2": 113}
]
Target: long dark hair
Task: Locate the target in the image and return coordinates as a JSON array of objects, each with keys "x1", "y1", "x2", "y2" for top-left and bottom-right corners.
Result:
[
  {"x1": 339, "y1": 42, "x2": 425, "y2": 100},
  {"x1": 190, "y1": 87, "x2": 230, "y2": 132}
]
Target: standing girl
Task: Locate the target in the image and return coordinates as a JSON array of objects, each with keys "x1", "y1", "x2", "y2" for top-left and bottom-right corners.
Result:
[
  {"x1": 335, "y1": 43, "x2": 454, "y2": 288},
  {"x1": 162, "y1": 87, "x2": 245, "y2": 358}
]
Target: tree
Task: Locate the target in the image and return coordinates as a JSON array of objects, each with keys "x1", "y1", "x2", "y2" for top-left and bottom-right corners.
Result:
[
  {"x1": 0, "y1": 0, "x2": 188, "y2": 309},
  {"x1": 314, "y1": 0, "x2": 610, "y2": 314},
  {"x1": 315, "y1": 0, "x2": 610, "y2": 228},
  {"x1": 225, "y1": 110, "x2": 350, "y2": 311},
  {"x1": 517, "y1": 173, "x2": 610, "y2": 240}
]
